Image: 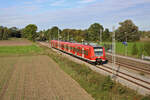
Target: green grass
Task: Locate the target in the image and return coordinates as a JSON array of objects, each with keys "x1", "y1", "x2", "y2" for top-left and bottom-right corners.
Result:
[
  {"x1": 40, "y1": 44, "x2": 150, "y2": 100},
  {"x1": 101, "y1": 42, "x2": 150, "y2": 58},
  {"x1": 0, "y1": 45, "x2": 43, "y2": 56}
]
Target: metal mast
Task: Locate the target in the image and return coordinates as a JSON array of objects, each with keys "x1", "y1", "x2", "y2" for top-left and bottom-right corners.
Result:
[
  {"x1": 68, "y1": 30, "x2": 69, "y2": 42},
  {"x1": 112, "y1": 26, "x2": 116, "y2": 78},
  {"x1": 58, "y1": 28, "x2": 60, "y2": 48},
  {"x1": 99, "y1": 29, "x2": 102, "y2": 45}
]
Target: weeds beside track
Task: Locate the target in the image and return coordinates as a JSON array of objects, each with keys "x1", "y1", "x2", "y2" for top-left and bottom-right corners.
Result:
[{"x1": 39, "y1": 42, "x2": 150, "y2": 100}]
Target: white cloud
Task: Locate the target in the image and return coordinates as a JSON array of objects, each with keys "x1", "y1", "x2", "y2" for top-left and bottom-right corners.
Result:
[
  {"x1": 79, "y1": 0, "x2": 96, "y2": 3},
  {"x1": 50, "y1": 0, "x2": 66, "y2": 6},
  {"x1": 0, "y1": 0, "x2": 150, "y2": 30}
]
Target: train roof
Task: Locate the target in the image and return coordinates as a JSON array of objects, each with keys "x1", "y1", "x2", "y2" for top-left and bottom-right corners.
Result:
[{"x1": 51, "y1": 40, "x2": 103, "y2": 48}]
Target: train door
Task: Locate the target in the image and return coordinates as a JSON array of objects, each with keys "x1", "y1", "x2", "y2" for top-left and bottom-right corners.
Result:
[
  {"x1": 84, "y1": 48, "x2": 88, "y2": 59},
  {"x1": 72, "y1": 46, "x2": 75, "y2": 54},
  {"x1": 82, "y1": 47, "x2": 84, "y2": 58},
  {"x1": 75, "y1": 46, "x2": 77, "y2": 55},
  {"x1": 79, "y1": 47, "x2": 82, "y2": 57}
]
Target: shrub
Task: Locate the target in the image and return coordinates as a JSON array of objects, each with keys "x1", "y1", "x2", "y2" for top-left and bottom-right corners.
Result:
[
  {"x1": 132, "y1": 43, "x2": 138, "y2": 55},
  {"x1": 101, "y1": 76, "x2": 114, "y2": 91},
  {"x1": 138, "y1": 46, "x2": 144, "y2": 58},
  {"x1": 141, "y1": 95, "x2": 150, "y2": 100},
  {"x1": 144, "y1": 43, "x2": 150, "y2": 56},
  {"x1": 117, "y1": 86, "x2": 126, "y2": 94}
]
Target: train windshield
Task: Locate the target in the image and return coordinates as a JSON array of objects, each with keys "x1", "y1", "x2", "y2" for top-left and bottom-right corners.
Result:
[{"x1": 94, "y1": 47, "x2": 103, "y2": 56}]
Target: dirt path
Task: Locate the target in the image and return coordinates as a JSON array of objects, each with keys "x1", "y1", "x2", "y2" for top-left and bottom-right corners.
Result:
[{"x1": 0, "y1": 55, "x2": 94, "y2": 100}]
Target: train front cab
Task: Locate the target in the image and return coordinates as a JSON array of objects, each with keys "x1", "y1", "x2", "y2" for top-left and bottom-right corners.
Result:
[{"x1": 92, "y1": 46, "x2": 108, "y2": 65}]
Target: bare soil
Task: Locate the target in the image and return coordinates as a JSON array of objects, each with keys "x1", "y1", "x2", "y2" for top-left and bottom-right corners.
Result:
[
  {"x1": 0, "y1": 55, "x2": 94, "y2": 100},
  {"x1": 0, "y1": 39, "x2": 32, "y2": 46}
]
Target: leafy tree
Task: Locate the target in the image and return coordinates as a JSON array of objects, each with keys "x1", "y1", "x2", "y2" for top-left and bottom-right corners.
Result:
[
  {"x1": 0, "y1": 26, "x2": 3, "y2": 40},
  {"x1": 61, "y1": 29, "x2": 70, "y2": 41},
  {"x1": 61, "y1": 29, "x2": 85, "y2": 42},
  {"x1": 68, "y1": 29, "x2": 77, "y2": 41},
  {"x1": 50, "y1": 26, "x2": 60, "y2": 40},
  {"x1": 83, "y1": 29, "x2": 89, "y2": 41},
  {"x1": 88, "y1": 23, "x2": 104, "y2": 42},
  {"x1": 102, "y1": 28, "x2": 110, "y2": 42},
  {"x1": 46, "y1": 29, "x2": 52, "y2": 40},
  {"x1": 37, "y1": 30, "x2": 46, "y2": 41},
  {"x1": 74, "y1": 30, "x2": 84, "y2": 42},
  {"x1": 3, "y1": 27, "x2": 9, "y2": 39},
  {"x1": 0, "y1": 26, "x2": 10, "y2": 40},
  {"x1": 140, "y1": 31, "x2": 150, "y2": 38},
  {"x1": 9, "y1": 27, "x2": 21, "y2": 38},
  {"x1": 116, "y1": 19, "x2": 140, "y2": 42},
  {"x1": 22, "y1": 24, "x2": 38, "y2": 41}
]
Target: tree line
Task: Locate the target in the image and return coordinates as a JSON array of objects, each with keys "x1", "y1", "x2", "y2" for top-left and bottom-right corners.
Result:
[
  {"x1": 0, "y1": 26, "x2": 21, "y2": 40},
  {"x1": 0, "y1": 19, "x2": 149, "y2": 42}
]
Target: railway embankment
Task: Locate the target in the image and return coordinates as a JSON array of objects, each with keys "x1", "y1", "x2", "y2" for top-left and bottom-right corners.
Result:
[{"x1": 39, "y1": 42, "x2": 150, "y2": 100}]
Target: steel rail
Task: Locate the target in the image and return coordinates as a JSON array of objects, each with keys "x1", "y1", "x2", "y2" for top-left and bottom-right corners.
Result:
[{"x1": 107, "y1": 58, "x2": 150, "y2": 75}]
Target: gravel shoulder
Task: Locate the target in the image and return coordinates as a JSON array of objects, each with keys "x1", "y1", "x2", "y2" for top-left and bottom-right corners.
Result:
[{"x1": 0, "y1": 55, "x2": 94, "y2": 100}]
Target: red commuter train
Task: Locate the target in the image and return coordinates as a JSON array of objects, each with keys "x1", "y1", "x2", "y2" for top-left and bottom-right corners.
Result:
[{"x1": 51, "y1": 40, "x2": 108, "y2": 65}]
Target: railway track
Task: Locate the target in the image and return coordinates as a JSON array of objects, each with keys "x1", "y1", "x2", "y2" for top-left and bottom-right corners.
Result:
[
  {"x1": 106, "y1": 53, "x2": 150, "y2": 70},
  {"x1": 39, "y1": 42, "x2": 150, "y2": 95},
  {"x1": 96, "y1": 65, "x2": 150, "y2": 91},
  {"x1": 106, "y1": 54, "x2": 150, "y2": 75}
]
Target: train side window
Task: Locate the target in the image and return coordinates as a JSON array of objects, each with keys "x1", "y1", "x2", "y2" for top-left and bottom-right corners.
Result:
[
  {"x1": 78, "y1": 48, "x2": 80, "y2": 53},
  {"x1": 84, "y1": 50, "x2": 86, "y2": 55},
  {"x1": 84, "y1": 50, "x2": 88, "y2": 55},
  {"x1": 76, "y1": 48, "x2": 78, "y2": 52},
  {"x1": 73, "y1": 47, "x2": 76, "y2": 52},
  {"x1": 80, "y1": 49, "x2": 82, "y2": 54},
  {"x1": 86, "y1": 50, "x2": 88, "y2": 55},
  {"x1": 82, "y1": 50, "x2": 84, "y2": 54},
  {"x1": 78, "y1": 48, "x2": 81, "y2": 53},
  {"x1": 75, "y1": 48, "x2": 78, "y2": 52}
]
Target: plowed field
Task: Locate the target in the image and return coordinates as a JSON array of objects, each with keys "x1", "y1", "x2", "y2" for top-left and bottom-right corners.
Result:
[{"x1": 0, "y1": 55, "x2": 93, "y2": 100}]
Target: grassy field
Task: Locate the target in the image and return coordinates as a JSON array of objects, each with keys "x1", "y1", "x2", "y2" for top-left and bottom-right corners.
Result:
[
  {"x1": 0, "y1": 38, "x2": 43, "y2": 56},
  {"x1": 40, "y1": 44, "x2": 150, "y2": 100},
  {"x1": 101, "y1": 42, "x2": 150, "y2": 58},
  {"x1": 0, "y1": 45, "x2": 43, "y2": 56}
]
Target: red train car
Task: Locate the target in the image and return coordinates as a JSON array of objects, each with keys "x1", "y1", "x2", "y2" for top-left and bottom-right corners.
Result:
[{"x1": 51, "y1": 40, "x2": 108, "y2": 65}]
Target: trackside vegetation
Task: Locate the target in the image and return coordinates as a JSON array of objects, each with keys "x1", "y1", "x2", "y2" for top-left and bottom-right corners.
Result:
[
  {"x1": 39, "y1": 44, "x2": 150, "y2": 100},
  {"x1": 102, "y1": 42, "x2": 150, "y2": 58}
]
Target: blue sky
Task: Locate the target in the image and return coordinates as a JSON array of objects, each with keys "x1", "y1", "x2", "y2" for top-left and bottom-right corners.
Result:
[{"x1": 0, "y1": 0, "x2": 150, "y2": 31}]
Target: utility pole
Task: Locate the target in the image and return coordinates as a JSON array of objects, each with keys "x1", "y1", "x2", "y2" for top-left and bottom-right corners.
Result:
[
  {"x1": 112, "y1": 26, "x2": 116, "y2": 78},
  {"x1": 58, "y1": 28, "x2": 60, "y2": 48},
  {"x1": 68, "y1": 30, "x2": 69, "y2": 42},
  {"x1": 126, "y1": 32, "x2": 127, "y2": 56},
  {"x1": 49, "y1": 35, "x2": 51, "y2": 48},
  {"x1": 99, "y1": 29, "x2": 102, "y2": 45}
]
